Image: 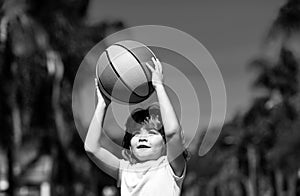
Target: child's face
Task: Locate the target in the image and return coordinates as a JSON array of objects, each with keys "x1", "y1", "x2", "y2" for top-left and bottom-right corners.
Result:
[{"x1": 130, "y1": 127, "x2": 165, "y2": 162}]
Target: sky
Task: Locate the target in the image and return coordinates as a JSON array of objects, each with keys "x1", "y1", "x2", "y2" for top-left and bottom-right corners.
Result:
[{"x1": 76, "y1": 0, "x2": 285, "y2": 148}]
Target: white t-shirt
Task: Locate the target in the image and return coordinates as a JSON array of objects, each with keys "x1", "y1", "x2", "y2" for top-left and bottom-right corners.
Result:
[{"x1": 118, "y1": 156, "x2": 186, "y2": 196}]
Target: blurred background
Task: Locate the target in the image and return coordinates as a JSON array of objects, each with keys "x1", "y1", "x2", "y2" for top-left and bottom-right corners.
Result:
[{"x1": 1, "y1": 0, "x2": 300, "y2": 195}]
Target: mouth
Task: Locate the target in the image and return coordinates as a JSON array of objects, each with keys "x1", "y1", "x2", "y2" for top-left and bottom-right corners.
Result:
[{"x1": 137, "y1": 144, "x2": 151, "y2": 149}]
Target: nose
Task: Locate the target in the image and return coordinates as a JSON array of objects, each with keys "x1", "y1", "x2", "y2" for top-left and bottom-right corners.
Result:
[{"x1": 138, "y1": 138, "x2": 148, "y2": 142}]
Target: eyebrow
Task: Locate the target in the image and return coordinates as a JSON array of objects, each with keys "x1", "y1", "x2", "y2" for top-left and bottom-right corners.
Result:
[
  {"x1": 132, "y1": 128, "x2": 159, "y2": 134},
  {"x1": 147, "y1": 129, "x2": 159, "y2": 133},
  {"x1": 131, "y1": 130, "x2": 140, "y2": 134}
]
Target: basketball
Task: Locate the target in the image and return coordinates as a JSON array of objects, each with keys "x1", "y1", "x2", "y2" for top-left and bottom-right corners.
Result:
[{"x1": 96, "y1": 40, "x2": 156, "y2": 104}]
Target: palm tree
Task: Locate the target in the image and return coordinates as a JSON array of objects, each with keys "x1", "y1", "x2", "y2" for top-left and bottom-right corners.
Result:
[
  {"x1": 268, "y1": 0, "x2": 300, "y2": 40},
  {"x1": 200, "y1": 1, "x2": 300, "y2": 196},
  {"x1": 0, "y1": 0, "x2": 126, "y2": 195},
  {"x1": 243, "y1": 0, "x2": 300, "y2": 195},
  {"x1": 265, "y1": 1, "x2": 300, "y2": 195}
]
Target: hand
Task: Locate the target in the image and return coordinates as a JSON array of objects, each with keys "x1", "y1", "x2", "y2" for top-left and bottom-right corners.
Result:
[
  {"x1": 146, "y1": 57, "x2": 164, "y2": 88},
  {"x1": 94, "y1": 78, "x2": 110, "y2": 107}
]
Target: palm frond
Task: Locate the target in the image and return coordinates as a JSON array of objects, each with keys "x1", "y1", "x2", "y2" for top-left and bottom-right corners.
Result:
[{"x1": 268, "y1": 0, "x2": 300, "y2": 38}]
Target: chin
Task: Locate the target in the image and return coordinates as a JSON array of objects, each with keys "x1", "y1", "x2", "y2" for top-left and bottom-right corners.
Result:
[{"x1": 135, "y1": 153, "x2": 161, "y2": 162}]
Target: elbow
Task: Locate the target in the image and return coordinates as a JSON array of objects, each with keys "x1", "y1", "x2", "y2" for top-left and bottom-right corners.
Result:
[
  {"x1": 84, "y1": 143, "x2": 92, "y2": 153},
  {"x1": 172, "y1": 124, "x2": 181, "y2": 133},
  {"x1": 165, "y1": 125, "x2": 181, "y2": 138},
  {"x1": 84, "y1": 143, "x2": 98, "y2": 154}
]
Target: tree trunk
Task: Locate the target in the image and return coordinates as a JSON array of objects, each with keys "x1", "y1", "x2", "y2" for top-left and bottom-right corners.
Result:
[
  {"x1": 7, "y1": 146, "x2": 15, "y2": 196},
  {"x1": 247, "y1": 145, "x2": 257, "y2": 196},
  {"x1": 207, "y1": 177, "x2": 217, "y2": 196},
  {"x1": 3, "y1": 29, "x2": 17, "y2": 196},
  {"x1": 287, "y1": 173, "x2": 297, "y2": 196},
  {"x1": 275, "y1": 169, "x2": 284, "y2": 196},
  {"x1": 7, "y1": 95, "x2": 22, "y2": 196},
  {"x1": 245, "y1": 179, "x2": 255, "y2": 196},
  {"x1": 50, "y1": 51, "x2": 69, "y2": 150}
]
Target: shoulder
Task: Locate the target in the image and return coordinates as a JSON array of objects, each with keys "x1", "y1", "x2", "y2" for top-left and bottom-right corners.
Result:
[
  {"x1": 119, "y1": 159, "x2": 130, "y2": 171},
  {"x1": 117, "y1": 159, "x2": 130, "y2": 187},
  {"x1": 165, "y1": 156, "x2": 186, "y2": 181}
]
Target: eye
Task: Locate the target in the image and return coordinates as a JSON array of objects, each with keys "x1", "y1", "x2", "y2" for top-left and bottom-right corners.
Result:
[
  {"x1": 148, "y1": 130, "x2": 159, "y2": 135},
  {"x1": 132, "y1": 131, "x2": 141, "y2": 136}
]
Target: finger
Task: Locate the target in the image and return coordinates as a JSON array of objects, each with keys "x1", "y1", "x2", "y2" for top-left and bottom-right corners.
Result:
[
  {"x1": 95, "y1": 79, "x2": 102, "y2": 96},
  {"x1": 155, "y1": 58, "x2": 162, "y2": 73},
  {"x1": 94, "y1": 78, "x2": 98, "y2": 88},
  {"x1": 152, "y1": 57, "x2": 162, "y2": 73},
  {"x1": 95, "y1": 78, "x2": 99, "y2": 90},
  {"x1": 146, "y1": 62, "x2": 155, "y2": 72},
  {"x1": 151, "y1": 57, "x2": 158, "y2": 70}
]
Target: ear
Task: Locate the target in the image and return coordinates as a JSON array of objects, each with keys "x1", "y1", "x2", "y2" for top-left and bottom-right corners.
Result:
[{"x1": 122, "y1": 149, "x2": 131, "y2": 160}]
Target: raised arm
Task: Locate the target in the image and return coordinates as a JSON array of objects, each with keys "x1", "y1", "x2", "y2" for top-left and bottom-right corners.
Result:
[
  {"x1": 146, "y1": 58, "x2": 186, "y2": 176},
  {"x1": 84, "y1": 79, "x2": 120, "y2": 179}
]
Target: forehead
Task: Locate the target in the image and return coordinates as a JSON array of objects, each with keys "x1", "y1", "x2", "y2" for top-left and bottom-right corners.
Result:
[
  {"x1": 127, "y1": 120, "x2": 162, "y2": 134},
  {"x1": 132, "y1": 127, "x2": 159, "y2": 134}
]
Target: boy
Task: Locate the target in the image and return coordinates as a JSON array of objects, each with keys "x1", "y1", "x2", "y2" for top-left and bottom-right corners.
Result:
[{"x1": 85, "y1": 57, "x2": 188, "y2": 196}]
